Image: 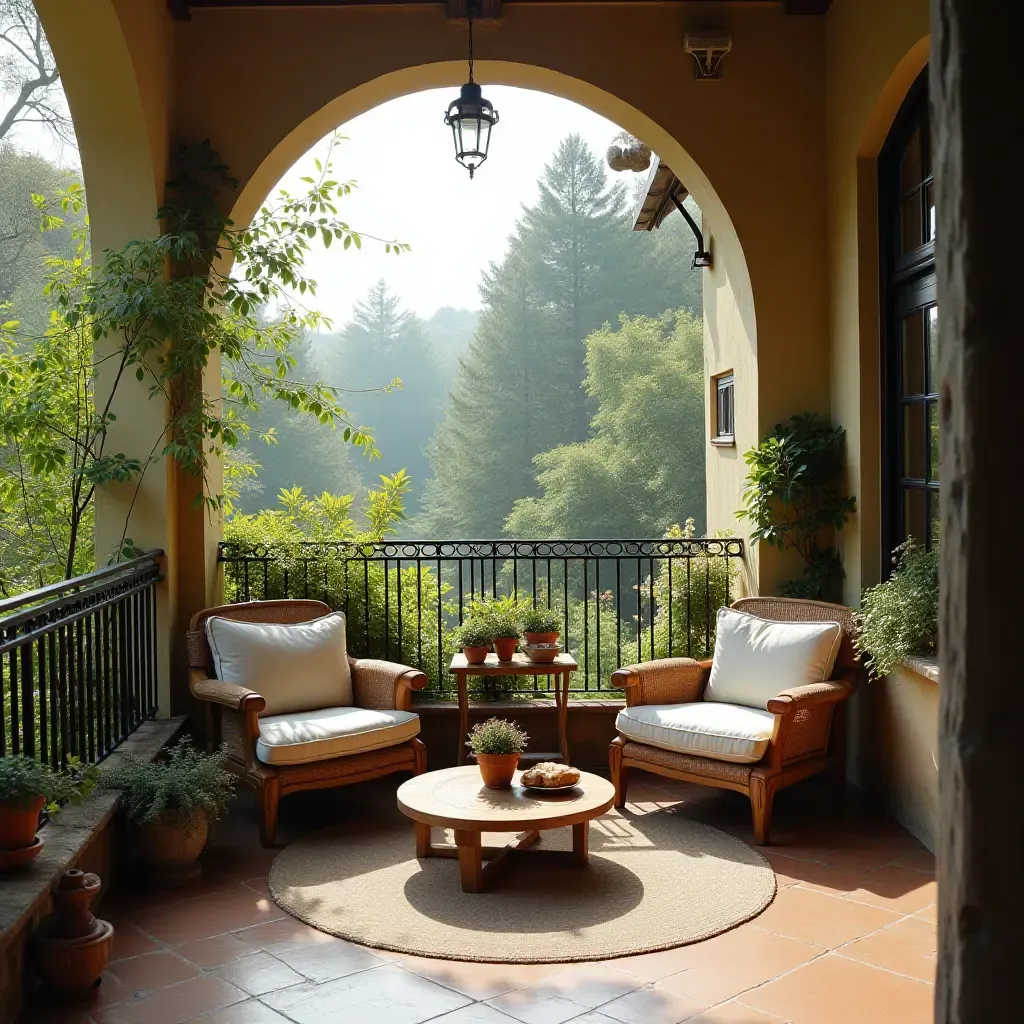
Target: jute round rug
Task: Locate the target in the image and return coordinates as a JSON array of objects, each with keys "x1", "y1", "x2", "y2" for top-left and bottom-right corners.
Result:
[{"x1": 269, "y1": 803, "x2": 776, "y2": 963}]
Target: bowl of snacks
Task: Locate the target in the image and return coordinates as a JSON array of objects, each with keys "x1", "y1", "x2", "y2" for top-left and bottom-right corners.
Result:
[{"x1": 520, "y1": 762, "x2": 581, "y2": 791}]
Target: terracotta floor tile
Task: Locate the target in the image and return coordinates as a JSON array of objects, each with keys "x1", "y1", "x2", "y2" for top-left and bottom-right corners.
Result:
[
  {"x1": 175, "y1": 933, "x2": 257, "y2": 969},
  {"x1": 400, "y1": 954, "x2": 560, "y2": 999},
  {"x1": 597, "y1": 984, "x2": 706, "y2": 1024},
  {"x1": 108, "y1": 922, "x2": 164, "y2": 962},
  {"x1": 17, "y1": 1004, "x2": 95, "y2": 1024},
  {"x1": 91, "y1": 972, "x2": 136, "y2": 1010},
  {"x1": 840, "y1": 917, "x2": 937, "y2": 983},
  {"x1": 92, "y1": 976, "x2": 247, "y2": 1024},
  {"x1": 754, "y1": 885, "x2": 901, "y2": 948},
  {"x1": 894, "y1": 849, "x2": 936, "y2": 873},
  {"x1": 841, "y1": 865, "x2": 937, "y2": 914},
  {"x1": 187, "y1": 1001, "x2": 293, "y2": 1023},
  {"x1": 915, "y1": 903, "x2": 938, "y2": 924},
  {"x1": 817, "y1": 836, "x2": 923, "y2": 872},
  {"x1": 214, "y1": 950, "x2": 305, "y2": 995},
  {"x1": 614, "y1": 947, "x2": 709, "y2": 984},
  {"x1": 526, "y1": 965, "x2": 643, "y2": 1010},
  {"x1": 106, "y1": 951, "x2": 198, "y2": 993},
  {"x1": 256, "y1": 934, "x2": 385, "y2": 983},
  {"x1": 431, "y1": 1005, "x2": 544, "y2": 1024},
  {"x1": 132, "y1": 889, "x2": 285, "y2": 945},
  {"x1": 739, "y1": 952, "x2": 933, "y2": 1024},
  {"x1": 758, "y1": 851, "x2": 812, "y2": 889},
  {"x1": 242, "y1": 878, "x2": 271, "y2": 897},
  {"x1": 685, "y1": 1002, "x2": 788, "y2": 1023},
  {"x1": 654, "y1": 926, "x2": 824, "y2": 1004},
  {"x1": 261, "y1": 962, "x2": 470, "y2": 1023}
]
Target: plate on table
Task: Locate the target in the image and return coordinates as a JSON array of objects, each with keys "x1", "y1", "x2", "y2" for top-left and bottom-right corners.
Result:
[{"x1": 521, "y1": 780, "x2": 580, "y2": 793}]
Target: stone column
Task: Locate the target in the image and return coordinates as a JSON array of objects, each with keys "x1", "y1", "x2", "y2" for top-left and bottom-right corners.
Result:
[{"x1": 932, "y1": 1, "x2": 1024, "y2": 1019}]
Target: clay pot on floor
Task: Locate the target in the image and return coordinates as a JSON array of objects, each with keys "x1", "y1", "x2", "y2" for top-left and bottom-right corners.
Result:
[
  {"x1": 524, "y1": 631, "x2": 559, "y2": 646},
  {"x1": 136, "y1": 808, "x2": 208, "y2": 887},
  {"x1": 493, "y1": 636, "x2": 519, "y2": 662},
  {"x1": 32, "y1": 869, "x2": 114, "y2": 996},
  {"x1": 476, "y1": 752, "x2": 520, "y2": 789},
  {"x1": 462, "y1": 645, "x2": 491, "y2": 665},
  {"x1": 0, "y1": 795, "x2": 45, "y2": 870}
]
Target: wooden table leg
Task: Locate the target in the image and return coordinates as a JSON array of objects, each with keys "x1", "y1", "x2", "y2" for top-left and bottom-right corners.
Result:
[
  {"x1": 559, "y1": 670, "x2": 571, "y2": 764},
  {"x1": 415, "y1": 821, "x2": 432, "y2": 859},
  {"x1": 572, "y1": 821, "x2": 589, "y2": 866},
  {"x1": 454, "y1": 828, "x2": 484, "y2": 893},
  {"x1": 457, "y1": 674, "x2": 469, "y2": 765}
]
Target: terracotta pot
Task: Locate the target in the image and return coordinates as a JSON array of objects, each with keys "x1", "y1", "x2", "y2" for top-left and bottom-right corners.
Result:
[
  {"x1": 476, "y1": 752, "x2": 520, "y2": 789},
  {"x1": 0, "y1": 795, "x2": 45, "y2": 851},
  {"x1": 136, "y1": 808, "x2": 208, "y2": 887},
  {"x1": 32, "y1": 869, "x2": 114, "y2": 996},
  {"x1": 462, "y1": 645, "x2": 490, "y2": 665},
  {"x1": 493, "y1": 636, "x2": 519, "y2": 662},
  {"x1": 525, "y1": 631, "x2": 559, "y2": 646}
]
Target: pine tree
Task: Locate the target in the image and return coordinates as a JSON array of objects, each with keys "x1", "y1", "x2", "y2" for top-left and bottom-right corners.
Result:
[{"x1": 416, "y1": 135, "x2": 703, "y2": 537}]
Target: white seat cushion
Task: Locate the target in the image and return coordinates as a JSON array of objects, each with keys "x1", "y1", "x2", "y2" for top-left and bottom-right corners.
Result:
[
  {"x1": 616, "y1": 702, "x2": 775, "y2": 764},
  {"x1": 255, "y1": 707, "x2": 420, "y2": 766},
  {"x1": 704, "y1": 607, "x2": 842, "y2": 711},
  {"x1": 205, "y1": 612, "x2": 352, "y2": 716}
]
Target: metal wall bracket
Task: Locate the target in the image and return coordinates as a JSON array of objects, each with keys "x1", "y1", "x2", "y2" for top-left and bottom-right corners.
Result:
[
  {"x1": 670, "y1": 194, "x2": 712, "y2": 269},
  {"x1": 683, "y1": 30, "x2": 732, "y2": 80}
]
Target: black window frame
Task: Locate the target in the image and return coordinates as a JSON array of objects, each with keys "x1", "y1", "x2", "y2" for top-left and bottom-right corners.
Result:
[
  {"x1": 712, "y1": 372, "x2": 735, "y2": 446},
  {"x1": 879, "y1": 67, "x2": 938, "y2": 569}
]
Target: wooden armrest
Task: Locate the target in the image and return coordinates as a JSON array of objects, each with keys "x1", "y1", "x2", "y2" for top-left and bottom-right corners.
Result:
[
  {"x1": 189, "y1": 672, "x2": 266, "y2": 713},
  {"x1": 349, "y1": 658, "x2": 428, "y2": 711},
  {"x1": 766, "y1": 678, "x2": 853, "y2": 715},
  {"x1": 612, "y1": 658, "x2": 711, "y2": 708}
]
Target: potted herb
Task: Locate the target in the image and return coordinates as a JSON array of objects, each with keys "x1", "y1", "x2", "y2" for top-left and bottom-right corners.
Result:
[
  {"x1": 102, "y1": 737, "x2": 235, "y2": 886},
  {"x1": 469, "y1": 596, "x2": 522, "y2": 661},
  {"x1": 854, "y1": 540, "x2": 939, "y2": 680},
  {"x1": 0, "y1": 756, "x2": 99, "y2": 870},
  {"x1": 521, "y1": 606, "x2": 561, "y2": 646},
  {"x1": 454, "y1": 619, "x2": 494, "y2": 665},
  {"x1": 467, "y1": 718, "x2": 529, "y2": 789}
]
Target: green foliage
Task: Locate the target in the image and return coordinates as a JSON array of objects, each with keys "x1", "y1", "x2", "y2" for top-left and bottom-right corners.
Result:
[
  {"x1": 0, "y1": 755, "x2": 100, "y2": 815},
  {"x1": 466, "y1": 717, "x2": 529, "y2": 756},
  {"x1": 452, "y1": 619, "x2": 494, "y2": 648},
  {"x1": 854, "y1": 541, "x2": 939, "y2": 679},
  {"x1": 521, "y1": 606, "x2": 560, "y2": 634},
  {"x1": 738, "y1": 413, "x2": 856, "y2": 600},
  {"x1": 506, "y1": 309, "x2": 705, "y2": 538},
  {"x1": 416, "y1": 135, "x2": 702, "y2": 538},
  {"x1": 101, "y1": 737, "x2": 235, "y2": 826},
  {"x1": 467, "y1": 595, "x2": 522, "y2": 639}
]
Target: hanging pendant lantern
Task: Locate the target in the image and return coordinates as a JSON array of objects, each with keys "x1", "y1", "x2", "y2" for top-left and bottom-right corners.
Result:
[{"x1": 444, "y1": 1, "x2": 498, "y2": 179}]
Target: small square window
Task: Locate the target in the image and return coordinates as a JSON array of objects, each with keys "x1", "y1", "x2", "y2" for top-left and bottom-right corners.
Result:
[{"x1": 713, "y1": 373, "x2": 735, "y2": 445}]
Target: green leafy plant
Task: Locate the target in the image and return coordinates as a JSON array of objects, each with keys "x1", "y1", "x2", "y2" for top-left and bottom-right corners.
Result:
[
  {"x1": 468, "y1": 595, "x2": 522, "y2": 640},
  {"x1": 466, "y1": 717, "x2": 529, "y2": 756},
  {"x1": 738, "y1": 413, "x2": 856, "y2": 600},
  {"x1": 521, "y1": 606, "x2": 560, "y2": 634},
  {"x1": 101, "y1": 737, "x2": 235, "y2": 827},
  {"x1": 0, "y1": 755, "x2": 99, "y2": 815},
  {"x1": 453, "y1": 619, "x2": 494, "y2": 648},
  {"x1": 854, "y1": 540, "x2": 939, "y2": 679}
]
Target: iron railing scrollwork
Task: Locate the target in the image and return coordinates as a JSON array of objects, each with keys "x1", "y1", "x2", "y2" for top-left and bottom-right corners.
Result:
[
  {"x1": 0, "y1": 552, "x2": 163, "y2": 766},
  {"x1": 219, "y1": 537, "x2": 744, "y2": 698}
]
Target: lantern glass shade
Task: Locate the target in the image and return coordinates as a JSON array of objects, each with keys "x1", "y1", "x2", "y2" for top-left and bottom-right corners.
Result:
[{"x1": 445, "y1": 81, "x2": 498, "y2": 177}]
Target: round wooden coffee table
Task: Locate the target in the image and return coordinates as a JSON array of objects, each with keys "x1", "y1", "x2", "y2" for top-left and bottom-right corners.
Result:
[{"x1": 397, "y1": 766, "x2": 615, "y2": 893}]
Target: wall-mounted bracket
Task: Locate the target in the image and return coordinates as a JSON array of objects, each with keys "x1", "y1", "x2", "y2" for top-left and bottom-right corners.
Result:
[
  {"x1": 670, "y1": 193, "x2": 712, "y2": 269},
  {"x1": 446, "y1": 0, "x2": 501, "y2": 17},
  {"x1": 683, "y1": 30, "x2": 732, "y2": 80}
]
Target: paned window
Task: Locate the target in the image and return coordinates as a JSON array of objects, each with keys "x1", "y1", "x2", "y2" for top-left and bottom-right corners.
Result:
[{"x1": 713, "y1": 373, "x2": 735, "y2": 444}]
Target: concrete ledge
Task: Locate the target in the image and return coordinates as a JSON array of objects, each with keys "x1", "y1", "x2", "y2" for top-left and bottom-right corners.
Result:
[
  {"x1": 902, "y1": 655, "x2": 939, "y2": 684},
  {"x1": 0, "y1": 716, "x2": 185, "y2": 1024}
]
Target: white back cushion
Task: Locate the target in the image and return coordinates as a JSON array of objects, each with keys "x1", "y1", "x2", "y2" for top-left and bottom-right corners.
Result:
[
  {"x1": 704, "y1": 607, "x2": 842, "y2": 711},
  {"x1": 205, "y1": 612, "x2": 353, "y2": 716}
]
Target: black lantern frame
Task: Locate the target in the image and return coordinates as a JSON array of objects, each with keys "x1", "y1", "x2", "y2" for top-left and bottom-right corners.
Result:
[{"x1": 444, "y1": 1, "x2": 498, "y2": 178}]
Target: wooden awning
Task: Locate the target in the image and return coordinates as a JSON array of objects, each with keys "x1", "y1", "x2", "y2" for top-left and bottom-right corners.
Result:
[{"x1": 632, "y1": 156, "x2": 689, "y2": 232}]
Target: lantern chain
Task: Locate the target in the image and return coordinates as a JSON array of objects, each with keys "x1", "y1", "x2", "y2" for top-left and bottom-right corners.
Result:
[{"x1": 467, "y1": 0, "x2": 476, "y2": 83}]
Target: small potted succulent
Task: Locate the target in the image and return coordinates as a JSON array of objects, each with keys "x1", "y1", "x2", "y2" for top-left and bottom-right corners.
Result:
[
  {"x1": 521, "y1": 606, "x2": 561, "y2": 646},
  {"x1": 102, "y1": 737, "x2": 235, "y2": 887},
  {"x1": 0, "y1": 756, "x2": 99, "y2": 870},
  {"x1": 454, "y1": 619, "x2": 493, "y2": 665},
  {"x1": 467, "y1": 718, "x2": 529, "y2": 789}
]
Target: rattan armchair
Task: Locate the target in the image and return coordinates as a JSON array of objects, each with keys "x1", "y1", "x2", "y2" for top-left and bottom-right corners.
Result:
[
  {"x1": 187, "y1": 599, "x2": 427, "y2": 846},
  {"x1": 609, "y1": 597, "x2": 860, "y2": 845}
]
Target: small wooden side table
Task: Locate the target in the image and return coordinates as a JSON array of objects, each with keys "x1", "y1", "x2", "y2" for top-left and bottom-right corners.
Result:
[{"x1": 448, "y1": 652, "x2": 578, "y2": 765}]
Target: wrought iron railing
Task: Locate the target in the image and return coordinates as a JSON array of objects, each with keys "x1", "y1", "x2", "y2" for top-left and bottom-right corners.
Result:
[
  {"x1": 219, "y1": 538, "x2": 744, "y2": 698},
  {"x1": 0, "y1": 552, "x2": 163, "y2": 766}
]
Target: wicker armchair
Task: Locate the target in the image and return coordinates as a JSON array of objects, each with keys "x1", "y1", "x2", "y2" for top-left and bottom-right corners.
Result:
[
  {"x1": 187, "y1": 599, "x2": 427, "y2": 846},
  {"x1": 609, "y1": 597, "x2": 860, "y2": 845}
]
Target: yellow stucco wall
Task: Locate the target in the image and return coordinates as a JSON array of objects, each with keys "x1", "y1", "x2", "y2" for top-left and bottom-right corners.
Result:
[{"x1": 825, "y1": 0, "x2": 930, "y2": 603}]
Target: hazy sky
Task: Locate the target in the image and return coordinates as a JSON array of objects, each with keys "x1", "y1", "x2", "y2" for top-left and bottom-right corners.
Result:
[{"x1": 8, "y1": 84, "x2": 646, "y2": 326}]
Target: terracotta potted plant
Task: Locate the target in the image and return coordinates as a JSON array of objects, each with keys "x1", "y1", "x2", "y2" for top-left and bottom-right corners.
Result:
[
  {"x1": 454, "y1": 618, "x2": 493, "y2": 665},
  {"x1": 102, "y1": 737, "x2": 235, "y2": 887},
  {"x1": 0, "y1": 756, "x2": 98, "y2": 871},
  {"x1": 521, "y1": 606, "x2": 561, "y2": 647},
  {"x1": 467, "y1": 595, "x2": 522, "y2": 662},
  {"x1": 467, "y1": 718, "x2": 529, "y2": 789}
]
